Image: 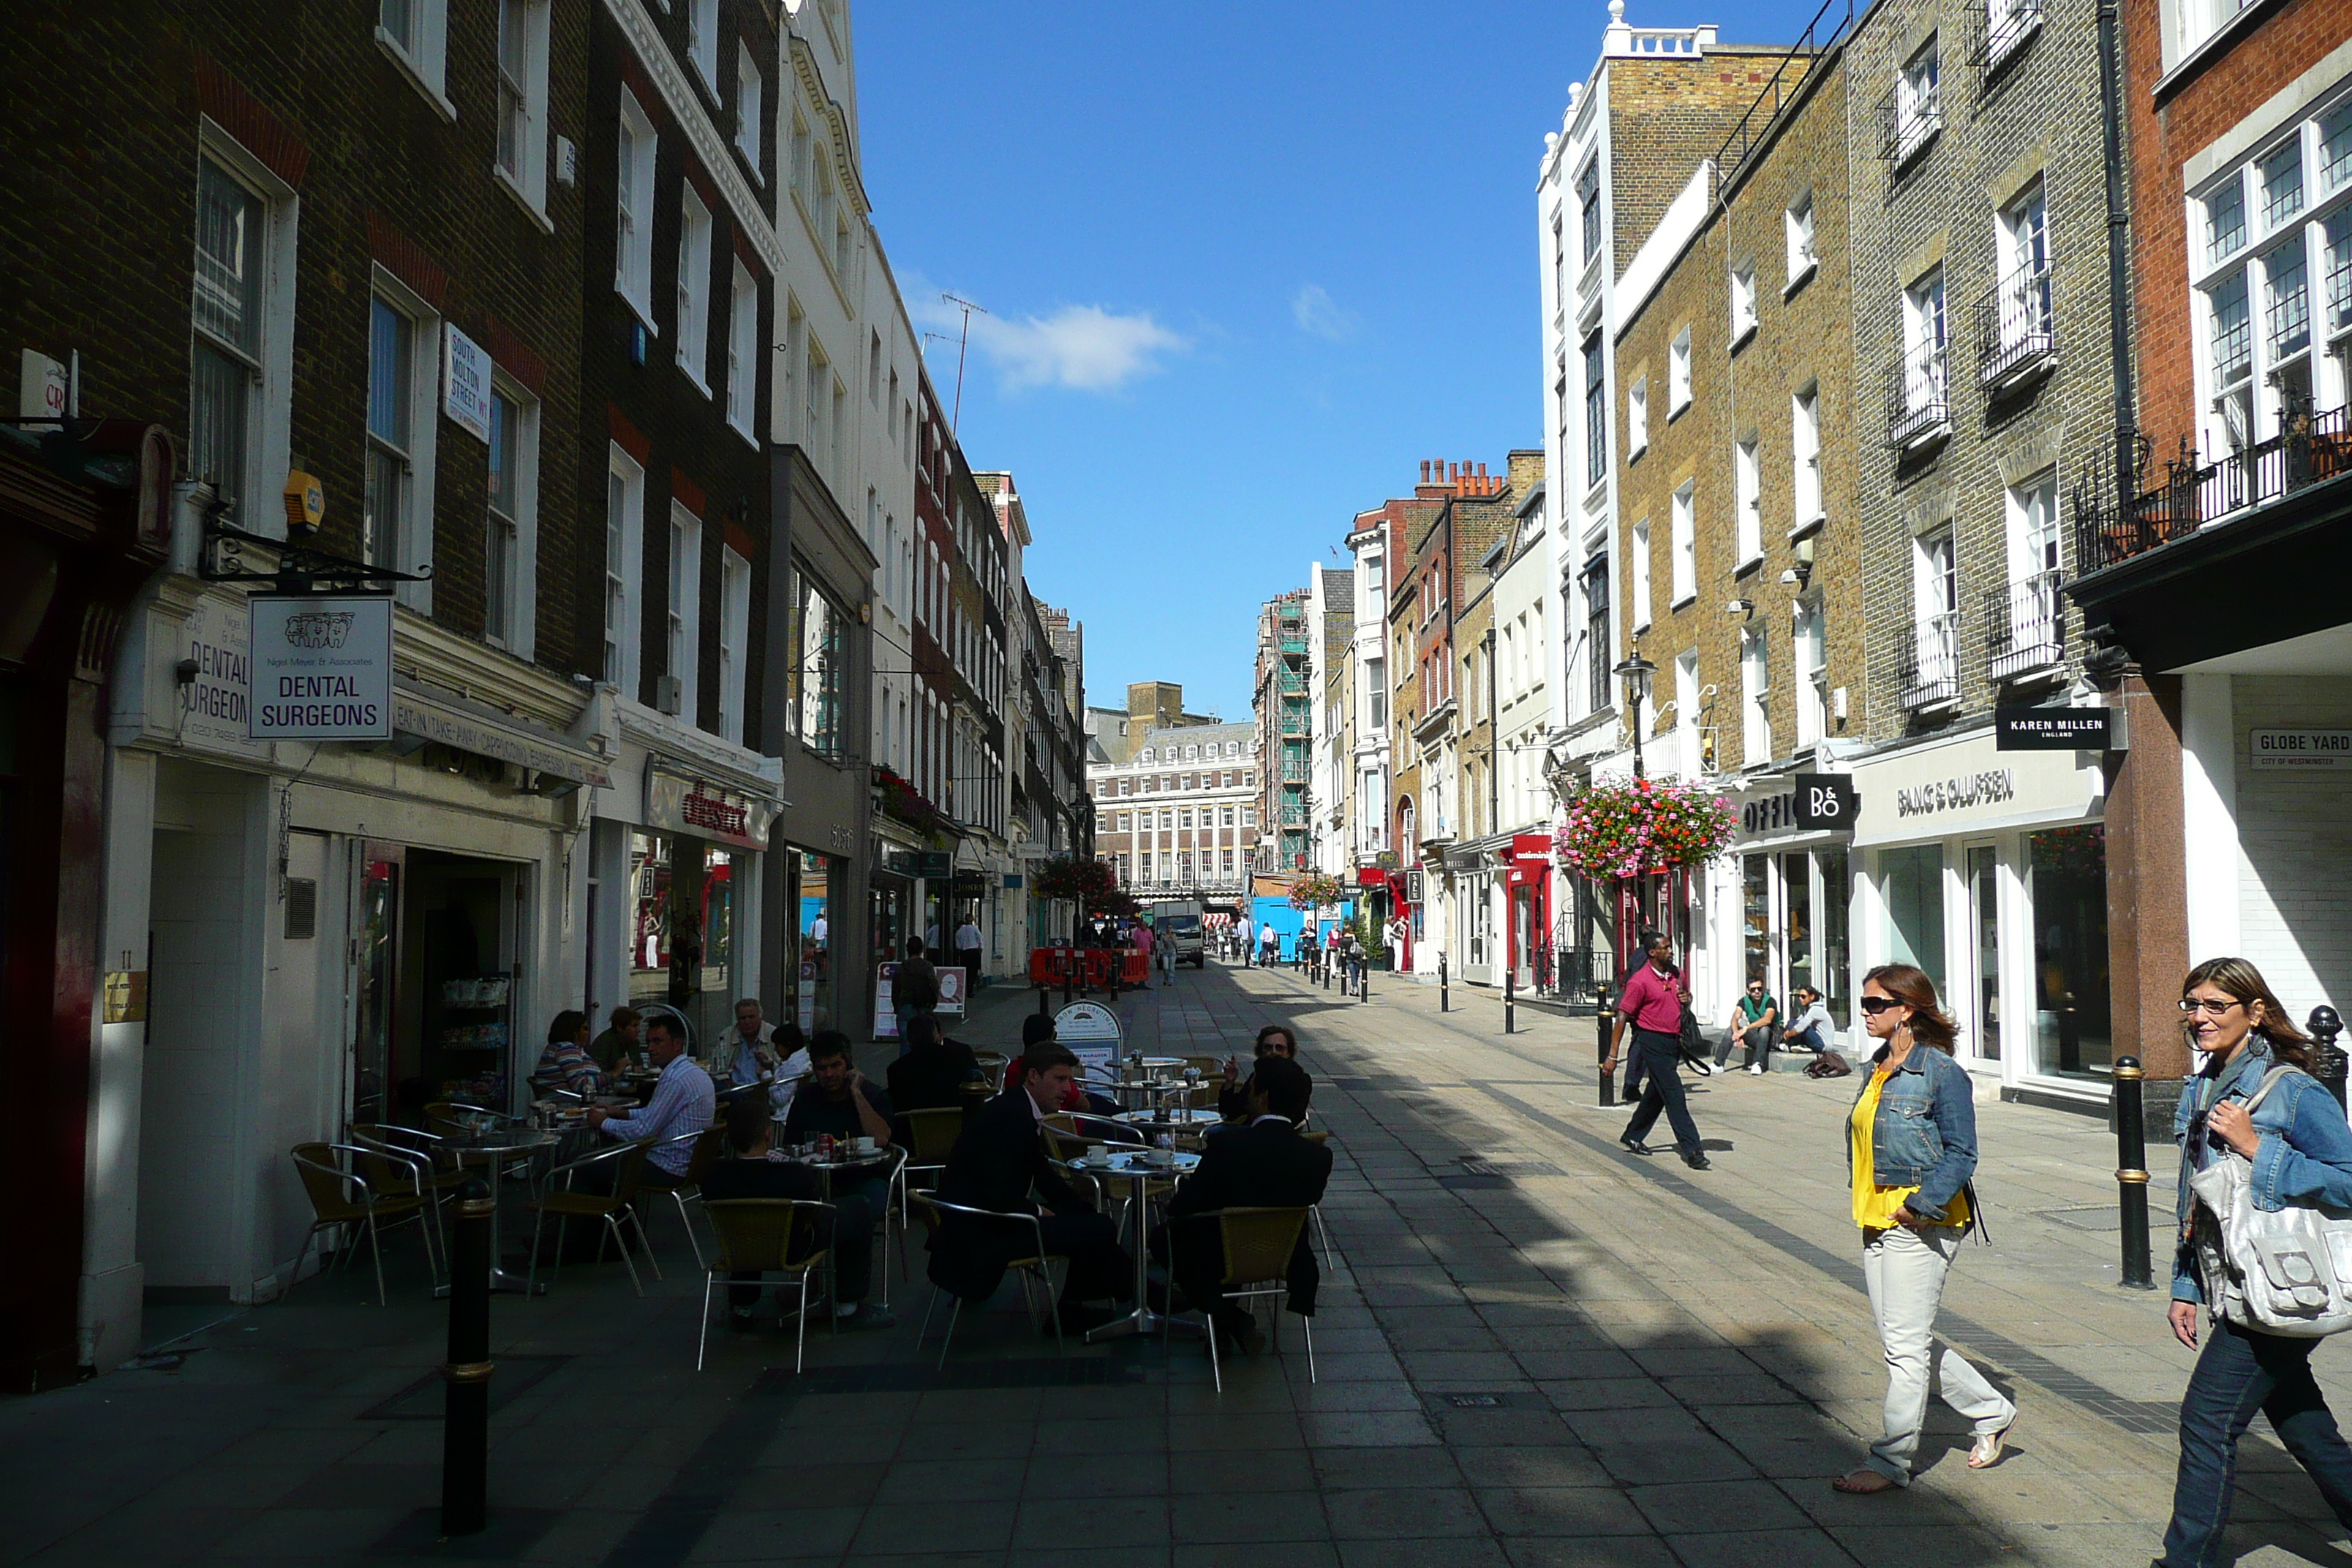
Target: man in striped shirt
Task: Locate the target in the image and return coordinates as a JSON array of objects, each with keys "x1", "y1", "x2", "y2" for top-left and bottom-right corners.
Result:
[{"x1": 587, "y1": 1013, "x2": 715, "y2": 1185}]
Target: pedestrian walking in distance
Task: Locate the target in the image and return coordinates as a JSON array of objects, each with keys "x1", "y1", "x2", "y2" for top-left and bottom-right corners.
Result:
[
  {"x1": 1603, "y1": 929, "x2": 1709, "y2": 1170},
  {"x1": 1833, "y1": 962, "x2": 2015, "y2": 1495},
  {"x1": 2154, "y1": 957, "x2": 2352, "y2": 1567}
]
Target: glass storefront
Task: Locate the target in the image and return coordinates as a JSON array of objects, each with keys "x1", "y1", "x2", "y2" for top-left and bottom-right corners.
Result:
[
  {"x1": 1967, "y1": 843, "x2": 2001, "y2": 1060},
  {"x1": 628, "y1": 831, "x2": 739, "y2": 1049},
  {"x1": 2030, "y1": 824, "x2": 2111, "y2": 1079},
  {"x1": 1881, "y1": 843, "x2": 1947, "y2": 998},
  {"x1": 791, "y1": 849, "x2": 839, "y2": 1036},
  {"x1": 1817, "y1": 846, "x2": 1850, "y2": 1029},
  {"x1": 1742, "y1": 856, "x2": 1770, "y2": 986}
]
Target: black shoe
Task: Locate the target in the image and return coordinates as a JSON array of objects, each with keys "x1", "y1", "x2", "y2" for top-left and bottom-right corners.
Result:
[
  {"x1": 1679, "y1": 1147, "x2": 1712, "y2": 1170},
  {"x1": 1618, "y1": 1135, "x2": 1654, "y2": 1156}
]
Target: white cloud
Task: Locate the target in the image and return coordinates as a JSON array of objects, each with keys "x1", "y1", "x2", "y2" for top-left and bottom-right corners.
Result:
[
  {"x1": 1292, "y1": 283, "x2": 1359, "y2": 342},
  {"x1": 969, "y1": 305, "x2": 1188, "y2": 392}
]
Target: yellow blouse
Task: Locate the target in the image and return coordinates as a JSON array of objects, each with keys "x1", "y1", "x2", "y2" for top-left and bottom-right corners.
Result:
[{"x1": 1850, "y1": 1067, "x2": 1970, "y2": 1232}]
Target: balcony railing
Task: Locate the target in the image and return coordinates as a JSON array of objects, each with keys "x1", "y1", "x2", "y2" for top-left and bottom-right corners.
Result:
[
  {"x1": 1884, "y1": 344, "x2": 1950, "y2": 449},
  {"x1": 1984, "y1": 571, "x2": 2064, "y2": 682},
  {"x1": 1712, "y1": 0, "x2": 1855, "y2": 181},
  {"x1": 1975, "y1": 258, "x2": 2054, "y2": 389},
  {"x1": 2075, "y1": 402, "x2": 2352, "y2": 572},
  {"x1": 1874, "y1": 82, "x2": 1942, "y2": 169},
  {"x1": 1897, "y1": 611, "x2": 1961, "y2": 710},
  {"x1": 1971, "y1": 0, "x2": 2044, "y2": 78}
]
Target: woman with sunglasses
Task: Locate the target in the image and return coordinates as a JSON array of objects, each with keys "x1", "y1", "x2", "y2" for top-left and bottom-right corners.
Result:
[
  {"x1": 2154, "y1": 957, "x2": 2352, "y2": 1568},
  {"x1": 1833, "y1": 963, "x2": 2016, "y2": 1495}
]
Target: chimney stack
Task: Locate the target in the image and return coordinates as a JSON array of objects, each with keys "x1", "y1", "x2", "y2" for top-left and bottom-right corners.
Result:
[{"x1": 1420, "y1": 460, "x2": 1431, "y2": 483}]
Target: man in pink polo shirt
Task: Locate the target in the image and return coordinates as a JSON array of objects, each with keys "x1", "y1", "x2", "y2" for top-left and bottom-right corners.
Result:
[{"x1": 1602, "y1": 928, "x2": 1710, "y2": 1169}]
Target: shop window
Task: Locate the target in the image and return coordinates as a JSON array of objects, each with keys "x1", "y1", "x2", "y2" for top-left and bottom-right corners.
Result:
[
  {"x1": 2030, "y1": 825, "x2": 2110, "y2": 1078},
  {"x1": 1817, "y1": 847, "x2": 1850, "y2": 1030},
  {"x1": 1880, "y1": 843, "x2": 1945, "y2": 998}
]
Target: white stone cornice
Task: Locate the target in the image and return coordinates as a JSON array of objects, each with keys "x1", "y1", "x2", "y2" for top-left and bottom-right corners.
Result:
[
  {"x1": 787, "y1": 37, "x2": 870, "y2": 219},
  {"x1": 606, "y1": 0, "x2": 785, "y2": 278}
]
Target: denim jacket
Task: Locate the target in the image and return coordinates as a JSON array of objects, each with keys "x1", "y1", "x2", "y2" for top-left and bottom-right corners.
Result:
[
  {"x1": 1844, "y1": 1044, "x2": 1979, "y2": 1222},
  {"x1": 2169, "y1": 1038, "x2": 2352, "y2": 1303}
]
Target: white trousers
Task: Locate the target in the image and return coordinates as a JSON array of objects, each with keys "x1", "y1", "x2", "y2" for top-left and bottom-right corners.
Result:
[{"x1": 1861, "y1": 1224, "x2": 2015, "y2": 1482}]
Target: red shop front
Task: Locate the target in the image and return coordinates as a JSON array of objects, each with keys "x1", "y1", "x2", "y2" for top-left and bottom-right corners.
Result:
[{"x1": 1505, "y1": 834, "x2": 1553, "y2": 992}]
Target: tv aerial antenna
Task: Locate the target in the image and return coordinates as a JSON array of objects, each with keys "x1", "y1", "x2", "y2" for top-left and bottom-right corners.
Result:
[{"x1": 938, "y1": 292, "x2": 988, "y2": 429}]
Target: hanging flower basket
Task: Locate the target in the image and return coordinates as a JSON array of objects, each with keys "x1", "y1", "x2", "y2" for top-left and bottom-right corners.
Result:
[
  {"x1": 1033, "y1": 855, "x2": 1117, "y2": 905},
  {"x1": 1552, "y1": 777, "x2": 1737, "y2": 881},
  {"x1": 1289, "y1": 872, "x2": 1344, "y2": 911}
]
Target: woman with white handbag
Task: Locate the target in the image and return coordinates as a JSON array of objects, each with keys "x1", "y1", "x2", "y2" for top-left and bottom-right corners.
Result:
[{"x1": 2158, "y1": 957, "x2": 2352, "y2": 1568}]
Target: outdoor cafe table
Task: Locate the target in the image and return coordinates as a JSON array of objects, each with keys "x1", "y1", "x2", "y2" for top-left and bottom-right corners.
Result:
[
  {"x1": 1113, "y1": 1108, "x2": 1224, "y2": 1144},
  {"x1": 1062, "y1": 1146, "x2": 1202, "y2": 1342},
  {"x1": 431, "y1": 1125, "x2": 559, "y2": 1294}
]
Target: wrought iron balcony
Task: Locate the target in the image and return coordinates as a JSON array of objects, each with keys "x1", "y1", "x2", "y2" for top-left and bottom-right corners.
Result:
[
  {"x1": 2075, "y1": 402, "x2": 2352, "y2": 572},
  {"x1": 1896, "y1": 611, "x2": 1961, "y2": 710},
  {"x1": 1975, "y1": 258, "x2": 2055, "y2": 391},
  {"x1": 1874, "y1": 81, "x2": 1942, "y2": 169},
  {"x1": 1984, "y1": 571, "x2": 2065, "y2": 683},
  {"x1": 1883, "y1": 344, "x2": 1950, "y2": 450},
  {"x1": 1970, "y1": 0, "x2": 2044, "y2": 78}
]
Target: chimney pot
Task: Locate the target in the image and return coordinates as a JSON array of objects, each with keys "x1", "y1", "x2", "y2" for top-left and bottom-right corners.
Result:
[{"x1": 1420, "y1": 460, "x2": 1431, "y2": 483}]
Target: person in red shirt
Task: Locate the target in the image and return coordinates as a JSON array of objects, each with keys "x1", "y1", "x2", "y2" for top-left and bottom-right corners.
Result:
[{"x1": 1602, "y1": 928, "x2": 1711, "y2": 1169}]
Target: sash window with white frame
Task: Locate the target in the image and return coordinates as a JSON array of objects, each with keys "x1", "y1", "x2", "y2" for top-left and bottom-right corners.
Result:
[
  {"x1": 1629, "y1": 521, "x2": 1651, "y2": 633},
  {"x1": 1578, "y1": 159, "x2": 1602, "y2": 265},
  {"x1": 1901, "y1": 267, "x2": 1948, "y2": 427},
  {"x1": 494, "y1": 0, "x2": 549, "y2": 209},
  {"x1": 1786, "y1": 189, "x2": 1817, "y2": 286},
  {"x1": 364, "y1": 296, "x2": 416, "y2": 570},
  {"x1": 2189, "y1": 89, "x2": 2352, "y2": 475},
  {"x1": 604, "y1": 447, "x2": 645, "y2": 696},
  {"x1": 1629, "y1": 376, "x2": 1648, "y2": 457},
  {"x1": 676, "y1": 188, "x2": 712, "y2": 390},
  {"x1": 1670, "y1": 483, "x2": 1695, "y2": 605},
  {"x1": 725, "y1": 261, "x2": 758, "y2": 440},
  {"x1": 485, "y1": 382, "x2": 536, "y2": 654},
  {"x1": 1792, "y1": 384, "x2": 1822, "y2": 526},
  {"x1": 1741, "y1": 624, "x2": 1770, "y2": 767},
  {"x1": 1793, "y1": 600, "x2": 1827, "y2": 747},
  {"x1": 615, "y1": 92, "x2": 657, "y2": 325},
  {"x1": 735, "y1": 46, "x2": 764, "y2": 177},
  {"x1": 1735, "y1": 437, "x2": 1763, "y2": 565},
  {"x1": 667, "y1": 506, "x2": 701, "y2": 721},
  {"x1": 1896, "y1": 37, "x2": 1941, "y2": 165},
  {"x1": 718, "y1": 546, "x2": 750, "y2": 743},
  {"x1": 1583, "y1": 333, "x2": 1607, "y2": 487},
  {"x1": 190, "y1": 157, "x2": 267, "y2": 523},
  {"x1": 1994, "y1": 180, "x2": 2051, "y2": 363},
  {"x1": 1998, "y1": 467, "x2": 2062, "y2": 676}
]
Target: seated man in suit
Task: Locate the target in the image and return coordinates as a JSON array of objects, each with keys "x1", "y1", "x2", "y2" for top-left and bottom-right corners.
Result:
[
  {"x1": 1154, "y1": 1055, "x2": 1332, "y2": 1354},
  {"x1": 886, "y1": 1014, "x2": 984, "y2": 1115},
  {"x1": 696, "y1": 1098, "x2": 889, "y2": 1333},
  {"x1": 930, "y1": 1041, "x2": 1131, "y2": 1335}
]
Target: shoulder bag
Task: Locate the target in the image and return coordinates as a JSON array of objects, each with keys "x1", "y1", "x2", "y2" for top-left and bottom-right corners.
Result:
[{"x1": 2188, "y1": 1065, "x2": 2352, "y2": 1338}]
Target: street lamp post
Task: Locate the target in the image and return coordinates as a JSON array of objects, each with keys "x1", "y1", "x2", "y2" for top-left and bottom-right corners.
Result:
[{"x1": 1612, "y1": 644, "x2": 1657, "y2": 781}]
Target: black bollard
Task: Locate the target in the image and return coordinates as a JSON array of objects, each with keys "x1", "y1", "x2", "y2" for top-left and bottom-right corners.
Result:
[
  {"x1": 2113, "y1": 1057, "x2": 2155, "y2": 1289},
  {"x1": 442, "y1": 1180, "x2": 494, "y2": 1535},
  {"x1": 1597, "y1": 1005, "x2": 1618, "y2": 1108},
  {"x1": 1504, "y1": 968, "x2": 1515, "y2": 1036},
  {"x1": 1440, "y1": 954, "x2": 1449, "y2": 1013},
  {"x1": 1036, "y1": 984, "x2": 1049, "y2": 1020},
  {"x1": 2310, "y1": 1007, "x2": 2346, "y2": 1110}
]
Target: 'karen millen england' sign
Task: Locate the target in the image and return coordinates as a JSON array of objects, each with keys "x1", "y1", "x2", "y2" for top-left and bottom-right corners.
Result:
[{"x1": 247, "y1": 595, "x2": 393, "y2": 740}]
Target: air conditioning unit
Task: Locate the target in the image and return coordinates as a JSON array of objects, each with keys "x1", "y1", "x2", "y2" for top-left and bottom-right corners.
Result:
[{"x1": 655, "y1": 676, "x2": 685, "y2": 716}]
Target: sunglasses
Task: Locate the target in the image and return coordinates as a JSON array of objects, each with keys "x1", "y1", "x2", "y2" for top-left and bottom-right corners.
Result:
[{"x1": 1858, "y1": 996, "x2": 1904, "y2": 1016}]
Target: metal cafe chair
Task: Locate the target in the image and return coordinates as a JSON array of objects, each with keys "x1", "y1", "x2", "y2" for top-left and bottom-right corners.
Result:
[
  {"x1": 908, "y1": 1193, "x2": 1064, "y2": 1369},
  {"x1": 347, "y1": 1126, "x2": 464, "y2": 1272},
  {"x1": 524, "y1": 1140, "x2": 660, "y2": 1297},
  {"x1": 698, "y1": 1198, "x2": 837, "y2": 1373},
  {"x1": 1166, "y1": 1206, "x2": 1318, "y2": 1394},
  {"x1": 649, "y1": 1126, "x2": 726, "y2": 1272},
  {"x1": 287, "y1": 1142, "x2": 438, "y2": 1306}
]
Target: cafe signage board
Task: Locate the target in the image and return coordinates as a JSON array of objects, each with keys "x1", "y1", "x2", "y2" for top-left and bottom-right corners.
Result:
[
  {"x1": 247, "y1": 595, "x2": 393, "y2": 740},
  {"x1": 646, "y1": 766, "x2": 774, "y2": 851}
]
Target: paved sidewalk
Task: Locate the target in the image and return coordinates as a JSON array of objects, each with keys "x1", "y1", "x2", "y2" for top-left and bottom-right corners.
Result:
[{"x1": 1, "y1": 960, "x2": 2348, "y2": 1566}]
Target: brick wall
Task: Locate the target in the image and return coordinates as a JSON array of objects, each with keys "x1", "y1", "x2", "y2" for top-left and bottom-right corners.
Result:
[
  {"x1": 1614, "y1": 48, "x2": 1863, "y2": 774},
  {"x1": 1607, "y1": 50, "x2": 1793, "y2": 282},
  {"x1": 582, "y1": 1, "x2": 777, "y2": 727},
  {"x1": 1845, "y1": 0, "x2": 2122, "y2": 741},
  {"x1": 4, "y1": 4, "x2": 592, "y2": 668},
  {"x1": 2125, "y1": 0, "x2": 2348, "y2": 444}
]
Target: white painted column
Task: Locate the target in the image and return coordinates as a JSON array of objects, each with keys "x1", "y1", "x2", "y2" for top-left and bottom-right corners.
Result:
[
  {"x1": 2181, "y1": 673, "x2": 2240, "y2": 962},
  {"x1": 83, "y1": 747, "x2": 158, "y2": 1372}
]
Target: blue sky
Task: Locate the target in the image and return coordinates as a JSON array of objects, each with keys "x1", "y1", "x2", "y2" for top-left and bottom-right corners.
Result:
[{"x1": 853, "y1": 1, "x2": 1816, "y2": 721}]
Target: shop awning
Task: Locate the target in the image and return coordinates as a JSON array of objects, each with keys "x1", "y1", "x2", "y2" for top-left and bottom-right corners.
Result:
[{"x1": 393, "y1": 681, "x2": 611, "y2": 788}]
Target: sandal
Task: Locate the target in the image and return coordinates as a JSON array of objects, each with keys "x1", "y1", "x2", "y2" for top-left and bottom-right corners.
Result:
[
  {"x1": 1831, "y1": 1469, "x2": 1901, "y2": 1494},
  {"x1": 1968, "y1": 1417, "x2": 2016, "y2": 1469}
]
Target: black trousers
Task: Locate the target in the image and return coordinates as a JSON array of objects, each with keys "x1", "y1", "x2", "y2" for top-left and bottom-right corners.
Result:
[
  {"x1": 1041, "y1": 1211, "x2": 1131, "y2": 1305},
  {"x1": 1620, "y1": 1028, "x2": 1704, "y2": 1153}
]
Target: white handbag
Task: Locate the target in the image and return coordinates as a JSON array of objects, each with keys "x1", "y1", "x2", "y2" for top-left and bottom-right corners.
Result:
[{"x1": 2188, "y1": 1066, "x2": 2352, "y2": 1338}]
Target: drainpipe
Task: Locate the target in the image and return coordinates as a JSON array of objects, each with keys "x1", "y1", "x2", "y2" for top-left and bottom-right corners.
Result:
[{"x1": 2098, "y1": 0, "x2": 2136, "y2": 507}]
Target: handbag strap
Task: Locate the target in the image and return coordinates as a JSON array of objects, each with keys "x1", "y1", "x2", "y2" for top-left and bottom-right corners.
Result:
[{"x1": 2241, "y1": 1064, "x2": 2300, "y2": 1117}]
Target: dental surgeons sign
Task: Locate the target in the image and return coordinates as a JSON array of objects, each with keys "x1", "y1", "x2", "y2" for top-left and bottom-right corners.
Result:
[{"x1": 247, "y1": 595, "x2": 393, "y2": 740}]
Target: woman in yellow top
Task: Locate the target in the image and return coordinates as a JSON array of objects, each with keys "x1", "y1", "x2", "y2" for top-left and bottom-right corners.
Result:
[{"x1": 1831, "y1": 963, "x2": 2017, "y2": 1495}]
